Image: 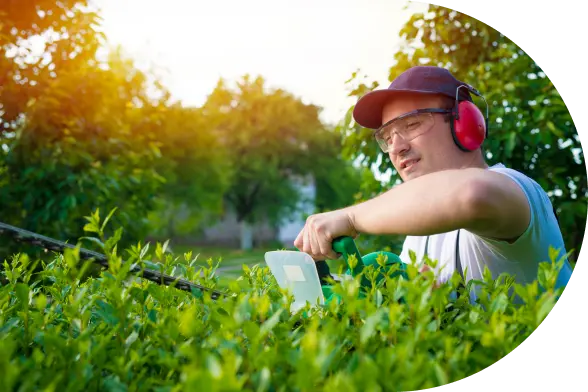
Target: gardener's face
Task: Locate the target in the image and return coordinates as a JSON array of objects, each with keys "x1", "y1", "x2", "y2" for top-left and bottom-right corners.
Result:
[{"x1": 380, "y1": 93, "x2": 463, "y2": 182}]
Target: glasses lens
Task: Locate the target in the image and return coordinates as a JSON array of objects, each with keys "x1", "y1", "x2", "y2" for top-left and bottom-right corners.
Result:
[{"x1": 375, "y1": 113, "x2": 435, "y2": 152}]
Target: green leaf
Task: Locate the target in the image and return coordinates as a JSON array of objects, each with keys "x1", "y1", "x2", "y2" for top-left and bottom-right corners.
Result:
[
  {"x1": 490, "y1": 292, "x2": 509, "y2": 314},
  {"x1": 125, "y1": 331, "x2": 139, "y2": 350},
  {"x1": 256, "y1": 367, "x2": 271, "y2": 392},
  {"x1": 83, "y1": 222, "x2": 101, "y2": 235},
  {"x1": 80, "y1": 236, "x2": 105, "y2": 250},
  {"x1": 15, "y1": 284, "x2": 29, "y2": 307},
  {"x1": 360, "y1": 310, "x2": 382, "y2": 344},
  {"x1": 206, "y1": 355, "x2": 223, "y2": 379},
  {"x1": 94, "y1": 300, "x2": 119, "y2": 326},
  {"x1": 105, "y1": 228, "x2": 124, "y2": 251},
  {"x1": 434, "y1": 363, "x2": 449, "y2": 386},
  {"x1": 546, "y1": 121, "x2": 564, "y2": 138},
  {"x1": 536, "y1": 296, "x2": 556, "y2": 324},
  {"x1": 101, "y1": 207, "x2": 119, "y2": 232},
  {"x1": 259, "y1": 309, "x2": 283, "y2": 337},
  {"x1": 148, "y1": 309, "x2": 158, "y2": 323},
  {"x1": 140, "y1": 243, "x2": 150, "y2": 260}
]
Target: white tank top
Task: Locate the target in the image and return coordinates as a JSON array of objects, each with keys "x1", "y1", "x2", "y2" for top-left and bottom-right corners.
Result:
[{"x1": 398, "y1": 163, "x2": 574, "y2": 299}]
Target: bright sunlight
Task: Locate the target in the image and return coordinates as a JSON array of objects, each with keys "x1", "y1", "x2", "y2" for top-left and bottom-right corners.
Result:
[{"x1": 96, "y1": 0, "x2": 428, "y2": 125}]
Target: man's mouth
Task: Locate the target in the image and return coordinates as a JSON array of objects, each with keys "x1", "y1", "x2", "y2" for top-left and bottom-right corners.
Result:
[{"x1": 400, "y1": 159, "x2": 420, "y2": 170}]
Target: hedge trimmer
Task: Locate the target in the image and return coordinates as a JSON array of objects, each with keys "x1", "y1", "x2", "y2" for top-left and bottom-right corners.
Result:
[
  {"x1": 0, "y1": 221, "x2": 407, "y2": 310},
  {"x1": 265, "y1": 237, "x2": 407, "y2": 312},
  {"x1": 0, "y1": 221, "x2": 228, "y2": 300}
]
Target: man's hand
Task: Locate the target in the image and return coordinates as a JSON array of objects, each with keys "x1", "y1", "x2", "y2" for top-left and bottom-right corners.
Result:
[{"x1": 293, "y1": 209, "x2": 358, "y2": 261}]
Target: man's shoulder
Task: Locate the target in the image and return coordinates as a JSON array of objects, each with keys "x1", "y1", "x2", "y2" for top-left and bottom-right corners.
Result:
[
  {"x1": 484, "y1": 163, "x2": 560, "y2": 244},
  {"x1": 487, "y1": 163, "x2": 544, "y2": 195},
  {"x1": 487, "y1": 162, "x2": 528, "y2": 178}
]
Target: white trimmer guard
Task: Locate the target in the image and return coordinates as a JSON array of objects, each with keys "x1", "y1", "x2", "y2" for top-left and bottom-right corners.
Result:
[{"x1": 264, "y1": 250, "x2": 325, "y2": 313}]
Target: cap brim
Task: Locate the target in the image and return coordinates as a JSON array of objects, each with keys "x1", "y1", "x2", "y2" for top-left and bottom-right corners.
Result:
[
  {"x1": 352, "y1": 90, "x2": 398, "y2": 130},
  {"x1": 352, "y1": 88, "x2": 470, "y2": 129}
]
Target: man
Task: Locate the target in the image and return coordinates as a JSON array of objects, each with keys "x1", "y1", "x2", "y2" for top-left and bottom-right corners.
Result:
[{"x1": 294, "y1": 66, "x2": 572, "y2": 293}]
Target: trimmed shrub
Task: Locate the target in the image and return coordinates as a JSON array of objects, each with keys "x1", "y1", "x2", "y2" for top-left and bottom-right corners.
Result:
[{"x1": 0, "y1": 214, "x2": 567, "y2": 392}]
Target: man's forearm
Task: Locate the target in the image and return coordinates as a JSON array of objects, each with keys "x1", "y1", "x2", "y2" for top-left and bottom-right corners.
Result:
[{"x1": 346, "y1": 169, "x2": 486, "y2": 236}]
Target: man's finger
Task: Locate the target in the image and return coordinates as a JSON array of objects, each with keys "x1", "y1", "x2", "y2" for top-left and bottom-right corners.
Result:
[
  {"x1": 316, "y1": 230, "x2": 338, "y2": 260},
  {"x1": 309, "y1": 226, "x2": 321, "y2": 259},
  {"x1": 303, "y1": 226, "x2": 313, "y2": 256},
  {"x1": 316, "y1": 233, "x2": 331, "y2": 260},
  {"x1": 294, "y1": 229, "x2": 304, "y2": 250},
  {"x1": 327, "y1": 249, "x2": 340, "y2": 261}
]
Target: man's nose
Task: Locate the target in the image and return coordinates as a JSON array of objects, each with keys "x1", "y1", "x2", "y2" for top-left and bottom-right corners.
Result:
[{"x1": 389, "y1": 132, "x2": 410, "y2": 155}]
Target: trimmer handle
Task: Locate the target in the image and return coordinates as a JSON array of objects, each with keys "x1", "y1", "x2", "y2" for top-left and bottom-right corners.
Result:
[{"x1": 332, "y1": 236, "x2": 364, "y2": 277}]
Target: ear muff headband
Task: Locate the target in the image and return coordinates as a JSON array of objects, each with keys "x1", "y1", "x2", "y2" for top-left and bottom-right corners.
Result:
[{"x1": 450, "y1": 84, "x2": 489, "y2": 152}]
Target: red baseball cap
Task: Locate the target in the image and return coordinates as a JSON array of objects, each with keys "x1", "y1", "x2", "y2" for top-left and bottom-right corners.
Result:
[{"x1": 352, "y1": 66, "x2": 474, "y2": 129}]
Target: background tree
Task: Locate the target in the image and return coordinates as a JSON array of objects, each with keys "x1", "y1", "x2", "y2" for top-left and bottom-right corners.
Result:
[
  {"x1": 313, "y1": 158, "x2": 364, "y2": 214},
  {"x1": 203, "y1": 75, "x2": 359, "y2": 249},
  {"x1": 0, "y1": 51, "x2": 168, "y2": 244},
  {"x1": 0, "y1": 1, "x2": 232, "y2": 251},
  {"x1": 1, "y1": 0, "x2": 120, "y2": 250},
  {"x1": 1, "y1": 0, "x2": 102, "y2": 130},
  {"x1": 339, "y1": 4, "x2": 586, "y2": 262},
  {"x1": 144, "y1": 104, "x2": 232, "y2": 240}
]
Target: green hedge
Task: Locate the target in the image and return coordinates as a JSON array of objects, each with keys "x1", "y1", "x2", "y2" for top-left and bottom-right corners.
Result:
[{"x1": 0, "y1": 218, "x2": 567, "y2": 392}]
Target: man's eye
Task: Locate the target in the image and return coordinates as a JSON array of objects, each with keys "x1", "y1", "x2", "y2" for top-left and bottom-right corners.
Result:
[{"x1": 406, "y1": 121, "x2": 421, "y2": 129}]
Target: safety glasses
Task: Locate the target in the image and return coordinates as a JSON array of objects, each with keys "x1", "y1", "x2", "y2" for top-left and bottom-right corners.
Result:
[{"x1": 374, "y1": 108, "x2": 452, "y2": 153}]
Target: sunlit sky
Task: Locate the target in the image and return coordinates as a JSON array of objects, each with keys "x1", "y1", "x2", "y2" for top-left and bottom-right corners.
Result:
[{"x1": 96, "y1": 0, "x2": 428, "y2": 125}]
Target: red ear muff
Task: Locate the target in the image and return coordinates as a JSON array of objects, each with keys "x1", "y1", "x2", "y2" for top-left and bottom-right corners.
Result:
[
  {"x1": 451, "y1": 100, "x2": 487, "y2": 151},
  {"x1": 449, "y1": 84, "x2": 489, "y2": 152}
]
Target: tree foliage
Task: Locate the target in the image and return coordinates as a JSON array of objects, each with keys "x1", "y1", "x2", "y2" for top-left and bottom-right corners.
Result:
[
  {"x1": 0, "y1": 0, "x2": 103, "y2": 128},
  {"x1": 0, "y1": 51, "x2": 168, "y2": 242},
  {"x1": 203, "y1": 75, "x2": 354, "y2": 228},
  {"x1": 339, "y1": 4, "x2": 586, "y2": 262},
  {"x1": 0, "y1": 1, "x2": 231, "y2": 247},
  {"x1": 145, "y1": 104, "x2": 232, "y2": 239}
]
